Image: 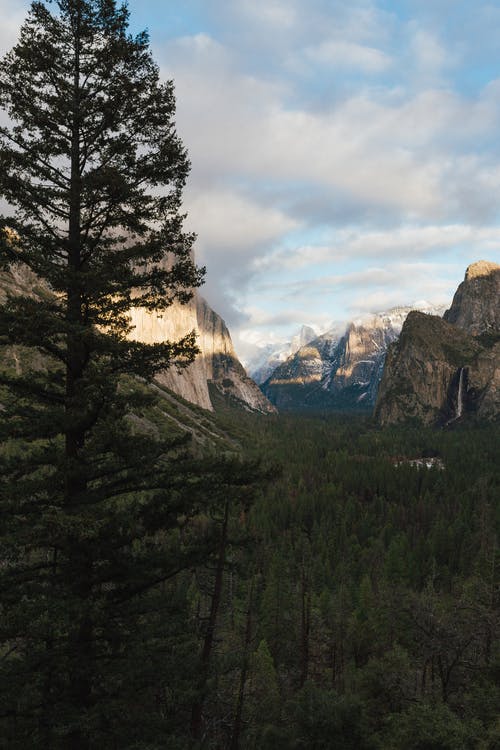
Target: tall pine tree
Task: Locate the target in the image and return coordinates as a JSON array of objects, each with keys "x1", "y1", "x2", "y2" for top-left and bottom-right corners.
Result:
[{"x1": 0, "y1": 1, "x2": 238, "y2": 748}]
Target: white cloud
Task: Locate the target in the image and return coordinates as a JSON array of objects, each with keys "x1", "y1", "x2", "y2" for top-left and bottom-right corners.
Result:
[
  {"x1": 184, "y1": 188, "x2": 300, "y2": 257},
  {"x1": 157, "y1": 24, "x2": 500, "y2": 337},
  {"x1": 411, "y1": 28, "x2": 450, "y2": 77},
  {"x1": 339, "y1": 224, "x2": 500, "y2": 257},
  {"x1": 305, "y1": 40, "x2": 392, "y2": 74},
  {"x1": 238, "y1": 0, "x2": 298, "y2": 28},
  {"x1": 164, "y1": 34, "x2": 500, "y2": 226},
  {"x1": 229, "y1": 256, "x2": 467, "y2": 358},
  {"x1": 234, "y1": 305, "x2": 332, "y2": 348},
  {"x1": 256, "y1": 224, "x2": 500, "y2": 275},
  {"x1": 2, "y1": 0, "x2": 500, "y2": 350}
]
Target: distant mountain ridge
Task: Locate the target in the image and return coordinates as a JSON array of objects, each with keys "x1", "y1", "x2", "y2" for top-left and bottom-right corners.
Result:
[
  {"x1": 261, "y1": 304, "x2": 446, "y2": 411},
  {"x1": 247, "y1": 325, "x2": 319, "y2": 385}
]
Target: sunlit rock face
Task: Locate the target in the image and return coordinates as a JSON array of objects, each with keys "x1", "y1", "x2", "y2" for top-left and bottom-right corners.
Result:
[
  {"x1": 129, "y1": 295, "x2": 213, "y2": 410},
  {"x1": 129, "y1": 294, "x2": 276, "y2": 414},
  {"x1": 261, "y1": 306, "x2": 445, "y2": 411},
  {"x1": 247, "y1": 325, "x2": 319, "y2": 385},
  {"x1": 0, "y1": 262, "x2": 274, "y2": 414},
  {"x1": 375, "y1": 262, "x2": 500, "y2": 426},
  {"x1": 444, "y1": 260, "x2": 500, "y2": 335}
]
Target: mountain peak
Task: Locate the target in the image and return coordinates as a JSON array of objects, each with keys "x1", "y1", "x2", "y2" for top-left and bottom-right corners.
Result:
[
  {"x1": 444, "y1": 259, "x2": 500, "y2": 335},
  {"x1": 465, "y1": 260, "x2": 499, "y2": 281}
]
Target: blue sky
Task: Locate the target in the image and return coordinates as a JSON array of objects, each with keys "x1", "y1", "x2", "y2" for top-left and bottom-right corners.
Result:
[{"x1": 2, "y1": 0, "x2": 500, "y2": 360}]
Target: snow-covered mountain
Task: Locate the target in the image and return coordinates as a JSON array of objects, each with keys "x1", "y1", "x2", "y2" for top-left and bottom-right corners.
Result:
[
  {"x1": 261, "y1": 304, "x2": 447, "y2": 411},
  {"x1": 246, "y1": 325, "x2": 319, "y2": 384}
]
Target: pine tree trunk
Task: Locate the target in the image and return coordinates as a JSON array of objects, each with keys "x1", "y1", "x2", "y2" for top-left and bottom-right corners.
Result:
[
  {"x1": 299, "y1": 567, "x2": 311, "y2": 687},
  {"x1": 65, "y1": 5, "x2": 85, "y2": 501},
  {"x1": 65, "y1": 14, "x2": 92, "y2": 748},
  {"x1": 191, "y1": 501, "x2": 229, "y2": 740},
  {"x1": 39, "y1": 549, "x2": 59, "y2": 748},
  {"x1": 230, "y1": 581, "x2": 254, "y2": 750}
]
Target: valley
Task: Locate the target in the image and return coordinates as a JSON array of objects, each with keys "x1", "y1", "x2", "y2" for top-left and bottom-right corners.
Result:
[
  {"x1": 1, "y1": 241, "x2": 498, "y2": 748},
  {"x1": 148, "y1": 406, "x2": 499, "y2": 749},
  {"x1": 0, "y1": 1, "x2": 498, "y2": 747}
]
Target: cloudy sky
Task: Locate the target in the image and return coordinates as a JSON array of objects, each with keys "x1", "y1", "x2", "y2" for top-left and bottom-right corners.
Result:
[{"x1": 2, "y1": 0, "x2": 500, "y2": 361}]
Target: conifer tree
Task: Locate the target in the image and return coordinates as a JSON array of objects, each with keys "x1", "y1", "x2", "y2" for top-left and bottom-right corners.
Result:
[{"x1": 0, "y1": 1, "x2": 220, "y2": 747}]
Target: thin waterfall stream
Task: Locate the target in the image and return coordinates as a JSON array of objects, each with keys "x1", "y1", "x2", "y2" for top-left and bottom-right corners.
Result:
[
  {"x1": 456, "y1": 367, "x2": 465, "y2": 419},
  {"x1": 446, "y1": 367, "x2": 466, "y2": 425}
]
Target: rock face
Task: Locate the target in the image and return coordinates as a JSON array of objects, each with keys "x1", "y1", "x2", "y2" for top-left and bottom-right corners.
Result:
[
  {"x1": 443, "y1": 260, "x2": 500, "y2": 335},
  {"x1": 375, "y1": 261, "x2": 500, "y2": 425},
  {"x1": 247, "y1": 325, "x2": 318, "y2": 385},
  {"x1": 261, "y1": 306, "x2": 444, "y2": 411},
  {"x1": 0, "y1": 265, "x2": 274, "y2": 414},
  {"x1": 130, "y1": 294, "x2": 275, "y2": 413},
  {"x1": 261, "y1": 329, "x2": 340, "y2": 410}
]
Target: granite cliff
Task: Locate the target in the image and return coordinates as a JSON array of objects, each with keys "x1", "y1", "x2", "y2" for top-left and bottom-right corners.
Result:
[
  {"x1": 443, "y1": 260, "x2": 500, "y2": 335},
  {"x1": 129, "y1": 294, "x2": 275, "y2": 413},
  {"x1": 375, "y1": 261, "x2": 499, "y2": 425},
  {"x1": 261, "y1": 328, "x2": 340, "y2": 410},
  {"x1": 0, "y1": 265, "x2": 274, "y2": 414}
]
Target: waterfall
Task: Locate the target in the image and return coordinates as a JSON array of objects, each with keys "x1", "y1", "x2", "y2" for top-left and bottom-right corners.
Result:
[
  {"x1": 456, "y1": 367, "x2": 465, "y2": 419},
  {"x1": 445, "y1": 367, "x2": 466, "y2": 426}
]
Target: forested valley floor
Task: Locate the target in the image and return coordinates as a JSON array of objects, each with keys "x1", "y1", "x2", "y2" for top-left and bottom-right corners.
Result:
[
  {"x1": 161, "y1": 405, "x2": 500, "y2": 749},
  {"x1": 2, "y1": 387, "x2": 498, "y2": 749}
]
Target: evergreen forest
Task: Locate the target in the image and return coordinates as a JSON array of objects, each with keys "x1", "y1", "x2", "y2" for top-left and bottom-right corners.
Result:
[
  {"x1": 2, "y1": 389, "x2": 499, "y2": 748},
  {"x1": 177, "y1": 407, "x2": 500, "y2": 750}
]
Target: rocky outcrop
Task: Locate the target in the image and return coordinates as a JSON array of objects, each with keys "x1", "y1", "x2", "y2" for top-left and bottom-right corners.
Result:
[
  {"x1": 444, "y1": 260, "x2": 500, "y2": 335},
  {"x1": 261, "y1": 329, "x2": 340, "y2": 410},
  {"x1": 321, "y1": 315, "x2": 401, "y2": 407},
  {"x1": 261, "y1": 306, "x2": 444, "y2": 411},
  {"x1": 375, "y1": 261, "x2": 500, "y2": 425},
  {"x1": 130, "y1": 294, "x2": 275, "y2": 413},
  {"x1": 248, "y1": 325, "x2": 319, "y2": 385},
  {"x1": 374, "y1": 312, "x2": 489, "y2": 424},
  {"x1": 129, "y1": 295, "x2": 212, "y2": 409}
]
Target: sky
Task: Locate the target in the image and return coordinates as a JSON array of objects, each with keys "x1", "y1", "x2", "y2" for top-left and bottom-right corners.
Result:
[{"x1": 1, "y1": 0, "x2": 500, "y2": 362}]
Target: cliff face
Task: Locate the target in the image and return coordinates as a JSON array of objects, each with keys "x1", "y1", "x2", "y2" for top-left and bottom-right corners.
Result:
[
  {"x1": 444, "y1": 260, "x2": 500, "y2": 335},
  {"x1": 0, "y1": 265, "x2": 274, "y2": 414},
  {"x1": 129, "y1": 295, "x2": 212, "y2": 409},
  {"x1": 261, "y1": 330, "x2": 340, "y2": 410},
  {"x1": 248, "y1": 325, "x2": 319, "y2": 385},
  {"x1": 129, "y1": 294, "x2": 275, "y2": 413},
  {"x1": 321, "y1": 316, "x2": 400, "y2": 406},
  {"x1": 374, "y1": 312, "x2": 485, "y2": 424},
  {"x1": 375, "y1": 262, "x2": 500, "y2": 425}
]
